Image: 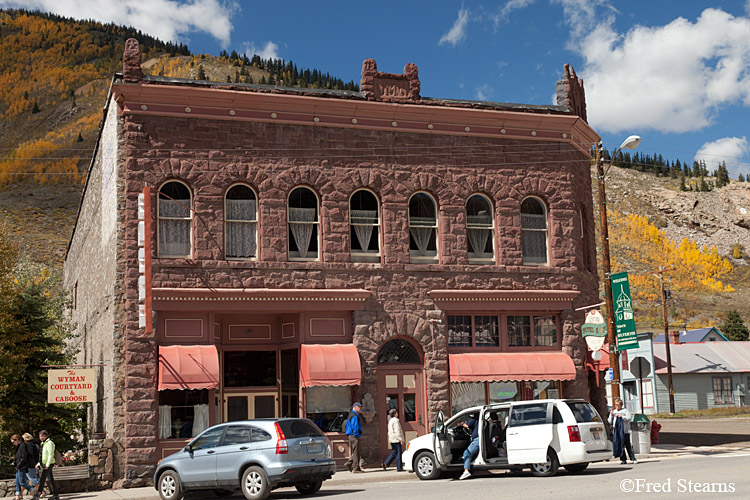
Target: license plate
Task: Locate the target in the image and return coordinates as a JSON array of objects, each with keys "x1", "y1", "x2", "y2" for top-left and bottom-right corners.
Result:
[{"x1": 307, "y1": 444, "x2": 323, "y2": 453}]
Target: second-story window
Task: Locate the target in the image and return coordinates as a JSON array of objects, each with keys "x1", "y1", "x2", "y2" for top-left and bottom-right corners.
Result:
[
  {"x1": 409, "y1": 192, "x2": 437, "y2": 263},
  {"x1": 288, "y1": 187, "x2": 319, "y2": 260},
  {"x1": 466, "y1": 194, "x2": 494, "y2": 263},
  {"x1": 521, "y1": 197, "x2": 548, "y2": 265},
  {"x1": 350, "y1": 189, "x2": 380, "y2": 263},
  {"x1": 158, "y1": 181, "x2": 191, "y2": 258},
  {"x1": 225, "y1": 184, "x2": 257, "y2": 259}
]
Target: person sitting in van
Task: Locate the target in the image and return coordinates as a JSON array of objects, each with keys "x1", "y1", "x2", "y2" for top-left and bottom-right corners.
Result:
[{"x1": 459, "y1": 416, "x2": 479, "y2": 480}]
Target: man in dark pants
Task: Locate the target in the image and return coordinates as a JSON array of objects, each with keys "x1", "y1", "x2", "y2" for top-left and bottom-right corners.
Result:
[
  {"x1": 344, "y1": 402, "x2": 364, "y2": 473},
  {"x1": 33, "y1": 430, "x2": 59, "y2": 500}
]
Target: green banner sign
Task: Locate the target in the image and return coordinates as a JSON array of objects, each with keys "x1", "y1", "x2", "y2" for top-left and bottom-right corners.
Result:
[{"x1": 612, "y1": 271, "x2": 639, "y2": 350}]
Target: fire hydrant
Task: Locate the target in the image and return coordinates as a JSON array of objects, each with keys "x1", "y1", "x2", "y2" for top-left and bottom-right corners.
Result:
[{"x1": 651, "y1": 419, "x2": 662, "y2": 444}]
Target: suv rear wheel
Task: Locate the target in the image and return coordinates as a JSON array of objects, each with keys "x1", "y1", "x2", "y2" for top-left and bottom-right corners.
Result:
[
  {"x1": 295, "y1": 480, "x2": 323, "y2": 495},
  {"x1": 158, "y1": 470, "x2": 184, "y2": 500},
  {"x1": 414, "y1": 451, "x2": 441, "y2": 480},
  {"x1": 530, "y1": 448, "x2": 559, "y2": 477},
  {"x1": 241, "y1": 466, "x2": 270, "y2": 500}
]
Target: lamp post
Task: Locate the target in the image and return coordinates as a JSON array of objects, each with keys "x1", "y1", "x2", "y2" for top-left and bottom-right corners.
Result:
[{"x1": 596, "y1": 135, "x2": 641, "y2": 402}]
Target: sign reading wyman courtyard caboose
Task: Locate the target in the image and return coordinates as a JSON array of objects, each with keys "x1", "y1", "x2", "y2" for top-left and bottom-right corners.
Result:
[
  {"x1": 611, "y1": 272, "x2": 639, "y2": 350},
  {"x1": 47, "y1": 368, "x2": 96, "y2": 403}
]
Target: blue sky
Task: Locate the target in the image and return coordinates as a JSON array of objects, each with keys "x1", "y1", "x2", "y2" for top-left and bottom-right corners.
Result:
[{"x1": 6, "y1": 0, "x2": 750, "y2": 177}]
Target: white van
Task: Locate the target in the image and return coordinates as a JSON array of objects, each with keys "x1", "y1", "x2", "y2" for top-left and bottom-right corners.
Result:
[{"x1": 402, "y1": 399, "x2": 611, "y2": 479}]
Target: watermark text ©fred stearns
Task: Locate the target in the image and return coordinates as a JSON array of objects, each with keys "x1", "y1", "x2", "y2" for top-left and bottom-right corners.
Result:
[{"x1": 620, "y1": 478, "x2": 735, "y2": 494}]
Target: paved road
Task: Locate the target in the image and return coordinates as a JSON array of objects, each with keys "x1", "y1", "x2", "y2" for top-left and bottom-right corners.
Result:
[{"x1": 271, "y1": 451, "x2": 750, "y2": 500}]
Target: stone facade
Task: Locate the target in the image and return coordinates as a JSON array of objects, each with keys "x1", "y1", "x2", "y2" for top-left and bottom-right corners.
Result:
[{"x1": 64, "y1": 39, "x2": 604, "y2": 487}]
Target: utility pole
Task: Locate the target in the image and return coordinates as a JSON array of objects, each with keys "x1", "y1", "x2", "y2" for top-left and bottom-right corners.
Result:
[
  {"x1": 596, "y1": 142, "x2": 620, "y2": 401},
  {"x1": 658, "y1": 270, "x2": 676, "y2": 413}
]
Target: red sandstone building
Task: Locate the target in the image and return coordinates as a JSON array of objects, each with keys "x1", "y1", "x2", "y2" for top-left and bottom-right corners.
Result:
[{"x1": 64, "y1": 39, "x2": 603, "y2": 487}]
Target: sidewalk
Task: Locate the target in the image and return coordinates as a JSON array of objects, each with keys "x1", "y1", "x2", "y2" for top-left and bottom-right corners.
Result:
[{"x1": 9, "y1": 442, "x2": 750, "y2": 500}]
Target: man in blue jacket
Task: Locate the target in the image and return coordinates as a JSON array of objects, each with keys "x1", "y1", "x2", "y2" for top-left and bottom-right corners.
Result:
[{"x1": 344, "y1": 402, "x2": 364, "y2": 473}]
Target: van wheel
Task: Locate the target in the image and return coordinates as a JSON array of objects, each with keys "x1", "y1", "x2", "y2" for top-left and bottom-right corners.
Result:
[
  {"x1": 414, "y1": 451, "x2": 441, "y2": 480},
  {"x1": 564, "y1": 462, "x2": 589, "y2": 473},
  {"x1": 158, "y1": 471, "x2": 184, "y2": 500},
  {"x1": 531, "y1": 448, "x2": 559, "y2": 477},
  {"x1": 241, "y1": 466, "x2": 270, "y2": 500},
  {"x1": 295, "y1": 480, "x2": 322, "y2": 495}
]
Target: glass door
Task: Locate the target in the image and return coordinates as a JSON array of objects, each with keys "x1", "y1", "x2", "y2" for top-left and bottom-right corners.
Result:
[
  {"x1": 225, "y1": 392, "x2": 278, "y2": 421},
  {"x1": 378, "y1": 369, "x2": 425, "y2": 454}
]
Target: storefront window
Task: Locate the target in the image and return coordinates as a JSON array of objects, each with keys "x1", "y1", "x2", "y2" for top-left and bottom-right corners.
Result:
[
  {"x1": 224, "y1": 350, "x2": 277, "y2": 387},
  {"x1": 534, "y1": 315, "x2": 558, "y2": 346},
  {"x1": 507, "y1": 315, "x2": 531, "y2": 346},
  {"x1": 306, "y1": 386, "x2": 351, "y2": 433},
  {"x1": 447, "y1": 315, "x2": 499, "y2": 347},
  {"x1": 488, "y1": 381, "x2": 520, "y2": 403},
  {"x1": 158, "y1": 389, "x2": 209, "y2": 439},
  {"x1": 451, "y1": 382, "x2": 485, "y2": 414}
]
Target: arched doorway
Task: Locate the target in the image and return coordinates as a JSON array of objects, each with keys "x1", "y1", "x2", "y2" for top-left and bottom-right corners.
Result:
[{"x1": 376, "y1": 338, "x2": 426, "y2": 456}]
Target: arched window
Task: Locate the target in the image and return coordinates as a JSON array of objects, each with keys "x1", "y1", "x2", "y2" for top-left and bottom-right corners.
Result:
[
  {"x1": 350, "y1": 189, "x2": 380, "y2": 262},
  {"x1": 377, "y1": 339, "x2": 422, "y2": 364},
  {"x1": 158, "y1": 181, "x2": 191, "y2": 257},
  {"x1": 225, "y1": 184, "x2": 257, "y2": 259},
  {"x1": 288, "y1": 187, "x2": 319, "y2": 260},
  {"x1": 466, "y1": 194, "x2": 494, "y2": 263},
  {"x1": 408, "y1": 192, "x2": 437, "y2": 262},
  {"x1": 521, "y1": 197, "x2": 548, "y2": 265}
]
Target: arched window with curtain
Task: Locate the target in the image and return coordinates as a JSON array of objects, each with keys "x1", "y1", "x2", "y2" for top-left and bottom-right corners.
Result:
[
  {"x1": 520, "y1": 196, "x2": 548, "y2": 265},
  {"x1": 349, "y1": 189, "x2": 380, "y2": 262},
  {"x1": 225, "y1": 184, "x2": 257, "y2": 259},
  {"x1": 466, "y1": 194, "x2": 494, "y2": 263},
  {"x1": 288, "y1": 186, "x2": 319, "y2": 260},
  {"x1": 158, "y1": 180, "x2": 192, "y2": 257},
  {"x1": 408, "y1": 192, "x2": 438, "y2": 262}
]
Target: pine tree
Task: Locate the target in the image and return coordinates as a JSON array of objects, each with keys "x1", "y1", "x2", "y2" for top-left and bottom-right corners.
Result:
[
  {"x1": 31, "y1": 101, "x2": 40, "y2": 113},
  {"x1": 739, "y1": 173, "x2": 746, "y2": 182},
  {"x1": 197, "y1": 66, "x2": 207, "y2": 81},
  {"x1": 76, "y1": 132, "x2": 83, "y2": 142},
  {"x1": 716, "y1": 161, "x2": 730, "y2": 187},
  {"x1": 721, "y1": 310, "x2": 749, "y2": 341}
]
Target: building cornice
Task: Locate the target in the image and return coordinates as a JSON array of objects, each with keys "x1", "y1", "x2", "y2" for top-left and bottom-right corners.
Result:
[
  {"x1": 428, "y1": 289, "x2": 580, "y2": 312},
  {"x1": 113, "y1": 82, "x2": 600, "y2": 154}
]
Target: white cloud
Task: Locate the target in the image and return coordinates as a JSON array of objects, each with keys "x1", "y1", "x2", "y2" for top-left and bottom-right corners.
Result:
[
  {"x1": 560, "y1": 5, "x2": 750, "y2": 134},
  {"x1": 439, "y1": 7, "x2": 470, "y2": 46},
  {"x1": 475, "y1": 84, "x2": 494, "y2": 101},
  {"x1": 242, "y1": 41, "x2": 279, "y2": 60},
  {"x1": 0, "y1": 0, "x2": 238, "y2": 47},
  {"x1": 494, "y1": 0, "x2": 536, "y2": 25},
  {"x1": 695, "y1": 137, "x2": 750, "y2": 178}
]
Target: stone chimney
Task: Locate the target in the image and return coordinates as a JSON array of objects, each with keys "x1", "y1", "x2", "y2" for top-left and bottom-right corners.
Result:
[
  {"x1": 123, "y1": 38, "x2": 143, "y2": 83},
  {"x1": 670, "y1": 330, "x2": 680, "y2": 344},
  {"x1": 360, "y1": 58, "x2": 420, "y2": 102},
  {"x1": 556, "y1": 64, "x2": 586, "y2": 122}
]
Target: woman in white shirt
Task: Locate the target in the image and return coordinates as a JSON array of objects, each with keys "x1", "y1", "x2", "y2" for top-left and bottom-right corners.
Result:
[
  {"x1": 608, "y1": 397, "x2": 637, "y2": 464},
  {"x1": 381, "y1": 408, "x2": 405, "y2": 471}
]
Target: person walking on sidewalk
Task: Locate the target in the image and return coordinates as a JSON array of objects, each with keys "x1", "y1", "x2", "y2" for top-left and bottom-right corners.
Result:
[
  {"x1": 33, "y1": 430, "x2": 59, "y2": 500},
  {"x1": 11, "y1": 434, "x2": 34, "y2": 500},
  {"x1": 22, "y1": 433, "x2": 40, "y2": 496},
  {"x1": 609, "y1": 398, "x2": 637, "y2": 464},
  {"x1": 344, "y1": 402, "x2": 364, "y2": 473},
  {"x1": 381, "y1": 408, "x2": 405, "y2": 471}
]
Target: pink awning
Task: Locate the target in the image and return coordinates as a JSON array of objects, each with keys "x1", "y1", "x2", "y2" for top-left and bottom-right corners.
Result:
[
  {"x1": 301, "y1": 344, "x2": 361, "y2": 387},
  {"x1": 158, "y1": 345, "x2": 219, "y2": 390},
  {"x1": 449, "y1": 352, "x2": 576, "y2": 382}
]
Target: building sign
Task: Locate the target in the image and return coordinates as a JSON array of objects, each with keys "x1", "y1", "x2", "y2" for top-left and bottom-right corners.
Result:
[
  {"x1": 48, "y1": 368, "x2": 96, "y2": 403},
  {"x1": 495, "y1": 389, "x2": 517, "y2": 400},
  {"x1": 582, "y1": 309, "x2": 607, "y2": 351},
  {"x1": 612, "y1": 272, "x2": 639, "y2": 350}
]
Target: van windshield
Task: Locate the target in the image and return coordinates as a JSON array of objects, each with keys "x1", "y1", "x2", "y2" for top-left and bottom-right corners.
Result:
[{"x1": 567, "y1": 402, "x2": 602, "y2": 423}]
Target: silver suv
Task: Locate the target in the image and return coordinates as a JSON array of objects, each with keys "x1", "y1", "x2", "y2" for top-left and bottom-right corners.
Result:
[{"x1": 154, "y1": 418, "x2": 335, "y2": 500}]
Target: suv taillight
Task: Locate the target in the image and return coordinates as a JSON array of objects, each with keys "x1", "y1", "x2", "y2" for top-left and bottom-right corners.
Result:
[
  {"x1": 274, "y1": 422, "x2": 288, "y2": 454},
  {"x1": 567, "y1": 425, "x2": 581, "y2": 442}
]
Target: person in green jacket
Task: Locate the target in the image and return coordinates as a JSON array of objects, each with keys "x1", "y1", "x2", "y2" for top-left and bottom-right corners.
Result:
[{"x1": 33, "y1": 430, "x2": 59, "y2": 500}]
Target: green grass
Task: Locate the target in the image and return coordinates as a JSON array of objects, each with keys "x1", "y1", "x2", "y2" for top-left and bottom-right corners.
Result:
[{"x1": 652, "y1": 407, "x2": 750, "y2": 419}]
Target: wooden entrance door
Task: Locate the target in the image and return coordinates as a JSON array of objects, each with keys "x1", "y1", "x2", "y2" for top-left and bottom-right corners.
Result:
[
  {"x1": 224, "y1": 392, "x2": 278, "y2": 421},
  {"x1": 377, "y1": 366, "x2": 425, "y2": 454}
]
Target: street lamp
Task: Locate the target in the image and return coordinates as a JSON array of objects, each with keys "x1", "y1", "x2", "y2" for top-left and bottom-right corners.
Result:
[{"x1": 596, "y1": 135, "x2": 641, "y2": 402}]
